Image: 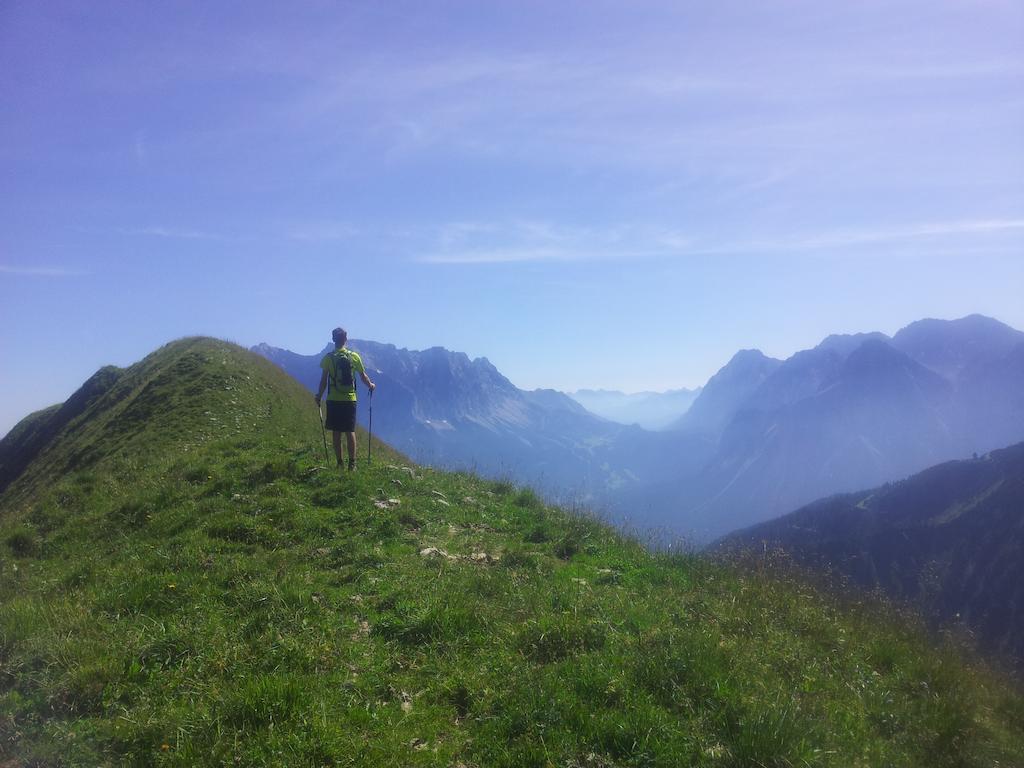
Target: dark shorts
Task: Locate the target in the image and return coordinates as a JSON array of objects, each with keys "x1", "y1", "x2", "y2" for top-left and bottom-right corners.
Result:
[{"x1": 325, "y1": 400, "x2": 357, "y2": 432}]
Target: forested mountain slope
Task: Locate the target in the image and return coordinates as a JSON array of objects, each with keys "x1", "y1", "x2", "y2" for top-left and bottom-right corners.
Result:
[{"x1": 719, "y1": 442, "x2": 1024, "y2": 670}]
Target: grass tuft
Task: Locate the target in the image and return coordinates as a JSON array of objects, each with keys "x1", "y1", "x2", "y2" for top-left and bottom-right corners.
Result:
[
  {"x1": 518, "y1": 618, "x2": 607, "y2": 663},
  {"x1": 5, "y1": 524, "x2": 37, "y2": 556}
]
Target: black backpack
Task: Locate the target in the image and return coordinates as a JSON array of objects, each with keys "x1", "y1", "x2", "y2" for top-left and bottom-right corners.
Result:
[{"x1": 328, "y1": 350, "x2": 354, "y2": 395}]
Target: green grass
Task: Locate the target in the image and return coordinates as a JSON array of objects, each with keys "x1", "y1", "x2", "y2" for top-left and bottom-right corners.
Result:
[{"x1": 0, "y1": 338, "x2": 1022, "y2": 766}]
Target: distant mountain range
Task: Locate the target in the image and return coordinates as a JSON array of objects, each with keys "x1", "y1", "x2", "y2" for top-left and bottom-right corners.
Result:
[
  {"x1": 254, "y1": 314, "x2": 1024, "y2": 541},
  {"x1": 568, "y1": 388, "x2": 701, "y2": 430},
  {"x1": 718, "y1": 442, "x2": 1024, "y2": 669},
  {"x1": 663, "y1": 314, "x2": 1024, "y2": 538},
  {"x1": 250, "y1": 341, "x2": 689, "y2": 507},
  {"x1": 668, "y1": 349, "x2": 780, "y2": 434}
]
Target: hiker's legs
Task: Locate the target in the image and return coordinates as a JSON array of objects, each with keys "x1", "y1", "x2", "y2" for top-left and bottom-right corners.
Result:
[
  {"x1": 331, "y1": 430, "x2": 344, "y2": 466},
  {"x1": 346, "y1": 431, "x2": 357, "y2": 469}
]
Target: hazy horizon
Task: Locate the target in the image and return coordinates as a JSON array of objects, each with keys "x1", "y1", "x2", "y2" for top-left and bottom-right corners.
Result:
[{"x1": 4, "y1": 311, "x2": 1023, "y2": 438}]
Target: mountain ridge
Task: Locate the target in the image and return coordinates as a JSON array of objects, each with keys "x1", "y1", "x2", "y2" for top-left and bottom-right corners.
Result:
[
  {"x1": 666, "y1": 317, "x2": 1024, "y2": 539},
  {"x1": 250, "y1": 339, "x2": 653, "y2": 507}
]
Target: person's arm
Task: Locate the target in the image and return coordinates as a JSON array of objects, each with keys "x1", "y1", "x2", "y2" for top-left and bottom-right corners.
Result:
[
  {"x1": 360, "y1": 370, "x2": 375, "y2": 393},
  {"x1": 315, "y1": 371, "x2": 328, "y2": 404}
]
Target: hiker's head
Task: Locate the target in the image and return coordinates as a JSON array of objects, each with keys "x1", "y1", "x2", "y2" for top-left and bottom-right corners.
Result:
[{"x1": 332, "y1": 327, "x2": 348, "y2": 347}]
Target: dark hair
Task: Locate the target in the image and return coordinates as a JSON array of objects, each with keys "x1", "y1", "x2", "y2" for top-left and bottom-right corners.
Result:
[{"x1": 332, "y1": 327, "x2": 347, "y2": 346}]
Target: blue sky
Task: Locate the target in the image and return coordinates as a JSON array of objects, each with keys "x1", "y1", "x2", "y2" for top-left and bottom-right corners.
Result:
[{"x1": 2, "y1": 0, "x2": 1023, "y2": 435}]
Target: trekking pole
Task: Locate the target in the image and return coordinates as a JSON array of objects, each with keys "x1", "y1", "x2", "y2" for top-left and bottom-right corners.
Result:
[
  {"x1": 367, "y1": 387, "x2": 374, "y2": 465},
  {"x1": 317, "y1": 402, "x2": 330, "y2": 464}
]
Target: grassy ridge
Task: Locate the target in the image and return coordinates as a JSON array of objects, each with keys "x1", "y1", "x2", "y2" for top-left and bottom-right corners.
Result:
[{"x1": 1, "y1": 339, "x2": 1022, "y2": 766}]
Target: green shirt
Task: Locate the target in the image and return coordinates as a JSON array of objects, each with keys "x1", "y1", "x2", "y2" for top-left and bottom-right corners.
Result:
[{"x1": 320, "y1": 348, "x2": 365, "y2": 402}]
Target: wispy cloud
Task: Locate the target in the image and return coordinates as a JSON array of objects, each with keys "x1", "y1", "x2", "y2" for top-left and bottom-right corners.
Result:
[
  {"x1": 116, "y1": 226, "x2": 236, "y2": 241},
  {"x1": 417, "y1": 217, "x2": 1024, "y2": 265},
  {"x1": 114, "y1": 223, "x2": 358, "y2": 243},
  {"x1": 102, "y1": 8, "x2": 1019, "y2": 199},
  {"x1": 713, "y1": 218, "x2": 1024, "y2": 255},
  {"x1": 859, "y1": 59, "x2": 1024, "y2": 81},
  {"x1": 0, "y1": 264, "x2": 88, "y2": 277},
  {"x1": 419, "y1": 247, "x2": 580, "y2": 265},
  {"x1": 421, "y1": 219, "x2": 637, "y2": 264},
  {"x1": 268, "y1": 48, "x2": 756, "y2": 169}
]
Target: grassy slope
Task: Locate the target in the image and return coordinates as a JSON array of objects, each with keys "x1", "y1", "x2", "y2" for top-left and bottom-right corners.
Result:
[{"x1": 1, "y1": 339, "x2": 1021, "y2": 767}]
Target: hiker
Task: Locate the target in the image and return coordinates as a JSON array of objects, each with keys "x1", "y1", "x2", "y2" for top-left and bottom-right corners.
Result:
[{"x1": 315, "y1": 327, "x2": 375, "y2": 470}]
